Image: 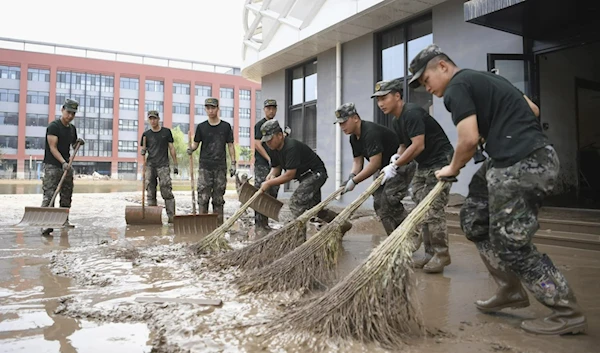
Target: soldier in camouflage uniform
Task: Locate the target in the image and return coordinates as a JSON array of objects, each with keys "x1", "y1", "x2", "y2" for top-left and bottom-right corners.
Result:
[
  {"x1": 373, "y1": 79, "x2": 455, "y2": 273},
  {"x1": 336, "y1": 103, "x2": 415, "y2": 236},
  {"x1": 141, "y1": 110, "x2": 178, "y2": 223},
  {"x1": 409, "y1": 44, "x2": 586, "y2": 335},
  {"x1": 253, "y1": 99, "x2": 280, "y2": 236},
  {"x1": 41, "y1": 99, "x2": 85, "y2": 235},
  {"x1": 259, "y1": 119, "x2": 352, "y2": 239}
]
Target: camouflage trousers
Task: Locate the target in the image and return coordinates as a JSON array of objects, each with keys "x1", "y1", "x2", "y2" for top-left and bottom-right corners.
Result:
[
  {"x1": 461, "y1": 145, "x2": 576, "y2": 306},
  {"x1": 42, "y1": 164, "x2": 73, "y2": 208},
  {"x1": 198, "y1": 166, "x2": 227, "y2": 223},
  {"x1": 145, "y1": 165, "x2": 175, "y2": 218},
  {"x1": 373, "y1": 161, "x2": 416, "y2": 235},
  {"x1": 289, "y1": 171, "x2": 327, "y2": 218},
  {"x1": 254, "y1": 164, "x2": 280, "y2": 227},
  {"x1": 411, "y1": 165, "x2": 451, "y2": 255}
]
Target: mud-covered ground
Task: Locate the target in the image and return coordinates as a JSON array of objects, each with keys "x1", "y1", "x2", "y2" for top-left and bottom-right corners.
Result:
[{"x1": 0, "y1": 191, "x2": 598, "y2": 353}]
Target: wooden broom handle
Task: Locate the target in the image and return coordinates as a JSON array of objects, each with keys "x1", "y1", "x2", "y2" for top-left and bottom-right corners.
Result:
[{"x1": 49, "y1": 141, "x2": 81, "y2": 206}]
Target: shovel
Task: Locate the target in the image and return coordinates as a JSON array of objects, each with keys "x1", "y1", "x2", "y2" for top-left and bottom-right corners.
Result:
[
  {"x1": 125, "y1": 136, "x2": 163, "y2": 225},
  {"x1": 173, "y1": 132, "x2": 219, "y2": 236},
  {"x1": 238, "y1": 181, "x2": 283, "y2": 221},
  {"x1": 16, "y1": 141, "x2": 82, "y2": 227}
]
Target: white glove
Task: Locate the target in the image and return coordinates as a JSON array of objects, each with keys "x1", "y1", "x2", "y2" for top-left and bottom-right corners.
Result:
[
  {"x1": 343, "y1": 177, "x2": 356, "y2": 194},
  {"x1": 381, "y1": 164, "x2": 398, "y2": 185},
  {"x1": 390, "y1": 154, "x2": 401, "y2": 164}
]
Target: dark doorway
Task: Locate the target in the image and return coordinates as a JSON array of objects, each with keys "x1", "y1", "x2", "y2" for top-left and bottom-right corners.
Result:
[{"x1": 575, "y1": 78, "x2": 600, "y2": 208}]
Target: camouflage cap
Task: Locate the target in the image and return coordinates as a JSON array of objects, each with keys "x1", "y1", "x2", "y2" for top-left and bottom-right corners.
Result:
[
  {"x1": 63, "y1": 98, "x2": 79, "y2": 113},
  {"x1": 260, "y1": 119, "x2": 283, "y2": 142},
  {"x1": 205, "y1": 98, "x2": 219, "y2": 107},
  {"x1": 408, "y1": 44, "x2": 445, "y2": 89},
  {"x1": 371, "y1": 79, "x2": 403, "y2": 98},
  {"x1": 147, "y1": 110, "x2": 160, "y2": 119},
  {"x1": 264, "y1": 99, "x2": 277, "y2": 107},
  {"x1": 333, "y1": 103, "x2": 358, "y2": 124}
]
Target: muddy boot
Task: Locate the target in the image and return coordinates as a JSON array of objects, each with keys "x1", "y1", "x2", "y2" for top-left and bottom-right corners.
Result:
[
  {"x1": 61, "y1": 215, "x2": 75, "y2": 228},
  {"x1": 255, "y1": 217, "x2": 272, "y2": 236},
  {"x1": 317, "y1": 209, "x2": 352, "y2": 234},
  {"x1": 411, "y1": 232, "x2": 423, "y2": 253},
  {"x1": 423, "y1": 229, "x2": 451, "y2": 273},
  {"x1": 147, "y1": 198, "x2": 158, "y2": 207},
  {"x1": 214, "y1": 206, "x2": 224, "y2": 226},
  {"x1": 165, "y1": 199, "x2": 175, "y2": 224},
  {"x1": 475, "y1": 252, "x2": 530, "y2": 312},
  {"x1": 413, "y1": 226, "x2": 433, "y2": 269},
  {"x1": 521, "y1": 299, "x2": 587, "y2": 335},
  {"x1": 41, "y1": 228, "x2": 53, "y2": 236}
]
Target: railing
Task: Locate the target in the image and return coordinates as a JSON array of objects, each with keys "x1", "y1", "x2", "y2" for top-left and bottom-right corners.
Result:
[{"x1": 0, "y1": 37, "x2": 241, "y2": 76}]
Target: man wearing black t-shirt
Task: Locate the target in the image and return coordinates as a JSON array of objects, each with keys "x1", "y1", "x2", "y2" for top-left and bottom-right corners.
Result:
[
  {"x1": 140, "y1": 110, "x2": 178, "y2": 223},
  {"x1": 336, "y1": 103, "x2": 415, "y2": 236},
  {"x1": 259, "y1": 119, "x2": 351, "y2": 238},
  {"x1": 373, "y1": 79, "x2": 454, "y2": 273},
  {"x1": 409, "y1": 44, "x2": 586, "y2": 335},
  {"x1": 253, "y1": 98, "x2": 280, "y2": 236},
  {"x1": 187, "y1": 98, "x2": 236, "y2": 224},
  {"x1": 41, "y1": 99, "x2": 84, "y2": 235}
]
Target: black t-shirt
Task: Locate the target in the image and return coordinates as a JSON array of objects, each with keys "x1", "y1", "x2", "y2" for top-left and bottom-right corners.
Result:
[
  {"x1": 254, "y1": 117, "x2": 271, "y2": 167},
  {"x1": 194, "y1": 120, "x2": 234, "y2": 169},
  {"x1": 267, "y1": 137, "x2": 326, "y2": 180},
  {"x1": 443, "y1": 69, "x2": 549, "y2": 168},
  {"x1": 141, "y1": 127, "x2": 174, "y2": 167},
  {"x1": 44, "y1": 120, "x2": 77, "y2": 167},
  {"x1": 350, "y1": 120, "x2": 399, "y2": 170},
  {"x1": 393, "y1": 103, "x2": 454, "y2": 168}
]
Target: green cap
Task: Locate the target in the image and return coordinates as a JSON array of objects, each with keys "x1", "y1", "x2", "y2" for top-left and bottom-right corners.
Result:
[
  {"x1": 334, "y1": 102, "x2": 358, "y2": 124},
  {"x1": 371, "y1": 79, "x2": 403, "y2": 98},
  {"x1": 264, "y1": 99, "x2": 277, "y2": 107},
  {"x1": 408, "y1": 44, "x2": 445, "y2": 89},
  {"x1": 205, "y1": 98, "x2": 219, "y2": 107},
  {"x1": 260, "y1": 119, "x2": 283, "y2": 142},
  {"x1": 63, "y1": 98, "x2": 79, "y2": 112},
  {"x1": 147, "y1": 110, "x2": 160, "y2": 119}
]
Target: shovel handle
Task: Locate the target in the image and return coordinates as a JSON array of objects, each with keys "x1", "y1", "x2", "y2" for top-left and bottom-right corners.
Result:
[
  {"x1": 141, "y1": 136, "x2": 146, "y2": 218},
  {"x1": 189, "y1": 131, "x2": 196, "y2": 215},
  {"x1": 49, "y1": 141, "x2": 82, "y2": 207}
]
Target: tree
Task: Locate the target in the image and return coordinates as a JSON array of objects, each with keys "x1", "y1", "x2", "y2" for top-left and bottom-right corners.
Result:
[
  {"x1": 172, "y1": 126, "x2": 199, "y2": 172},
  {"x1": 240, "y1": 146, "x2": 252, "y2": 162}
]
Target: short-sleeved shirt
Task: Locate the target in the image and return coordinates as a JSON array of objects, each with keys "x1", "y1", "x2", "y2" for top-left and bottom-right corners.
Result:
[
  {"x1": 141, "y1": 127, "x2": 174, "y2": 167},
  {"x1": 267, "y1": 137, "x2": 326, "y2": 180},
  {"x1": 350, "y1": 120, "x2": 399, "y2": 170},
  {"x1": 193, "y1": 120, "x2": 234, "y2": 169},
  {"x1": 44, "y1": 119, "x2": 77, "y2": 167},
  {"x1": 443, "y1": 69, "x2": 548, "y2": 168},
  {"x1": 254, "y1": 117, "x2": 271, "y2": 167},
  {"x1": 392, "y1": 103, "x2": 454, "y2": 169}
]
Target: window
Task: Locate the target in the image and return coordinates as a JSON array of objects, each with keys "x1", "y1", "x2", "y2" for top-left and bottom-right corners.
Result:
[
  {"x1": 83, "y1": 140, "x2": 112, "y2": 157},
  {"x1": 172, "y1": 102, "x2": 190, "y2": 114},
  {"x1": 119, "y1": 98, "x2": 139, "y2": 111},
  {"x1": 56, "y1": 71, "x2": 71, "y2": 89},
  {"x1": 26, "y1": 91, "x2": 49, "y2": 105},
  {"x1": 55, "y1": 94, "x2": 68, "y2": 110},
  {"x1": 118, "y1": 162, "x2": 137, "y2": 174},
  {"x1": 240, "y1": 89, "x2": 251, "y2": 101},
  {"x1": 376, "y1": 15, "x2": 432, "y2": 127},
  {"x1": 239, "y1": 108, "x2": 251, "y2": 120},
  {"x1": 173, "y1": 83, "x2": 190, "y2": 95},
  {"x1": 0, "y1": 66, "x2": 21, "y2": 80},
  {"x1": 145, "y1": 100, "x2": 163, "y2": 113},
  {"x1": 220, "y1": 87, "x2": 234, "y2": 99},
  {"x1": 194, "y1": 104, "x2": 206, "y2": 115},
  {"x1": 83, "y1": 118, "x2": 99, "y2": 135},
  {"x1": 172, "y1": 122, "x2": 189, "y2": 134},
  {"x1": 221, "y1": 106, "x2": 234, "y2": 118},
  {"x1": 27, "y1": 68, "x2": 50, "y2": 82},
  {"x1": 0, "y1": 112, "x2": 19, "y2": 125},
  {"x1": 288, "y1": 60, "x2": 317, "y2": 149},
  {"x1": 85, "y1": 96, "x2": 100, "y2": 113},
  {"x1": 119, "y1": 119, "x2": 138, "y2": 131},
  {"x1": 26, "y1": 113, "x2": 48, "y2": 126},
  {"x1": 99, "y1": 118, "x2": 113, "y2": 136},
  {"x1": 0, "y1": 89, "x2": 20, "y2": 103},
  {"x1": 255, "y1": 90, "x2": 262, "y2": 118},
  {"x1": 86, "y1": 74, "x2": 101, "y2": 91},
  {"x1": 145, "y1": 80, "x2": 164, "y2": 92},
  {"x1": 239, "y1": 126, "x2": 251, "y2": 138},
  {"x1": 25, "y1": 137, "x2": 45, "y2": 149},
  {"x1": 101, "y1": 97, "x2": 114, "y2": 114},
  {"x1": 118, "y1": 140, "x2": 138, "y2": 153},
  {"x1": 0, "y1": 136, "x2": 18, "y2": 149},
  {"x1": 120, "y1": 77, "x2": 139, "y2": 90},
  {"x1": 101, "y1": 75, "x2": 114, "y2": 92},
  {"x1": 70, "y1": 72, "x2": 85, "y2": 91},
  {"x1": 195, "y1": 84, "x2": 211, "y2": 97}
]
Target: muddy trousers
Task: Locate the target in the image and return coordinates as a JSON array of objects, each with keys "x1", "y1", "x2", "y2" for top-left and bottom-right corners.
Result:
[
  {"x1": 42, "y1": 164, "x2": 74, "y2": 208},
  {"x1": 289, "y1": 171, "x2": 335, "y2": 239},
  {"x1": 461, "y1": 146, "x2": 580, "y2": 311},
  {"x1": 197, "y1": 166, "x2": 227, "y2": 224},
  {"x1": 254, "y1": 164, "x2": 279, "y2": 228},
  {"x1": 373, "y1": 161, "x2": 415, "y2": 235},
  {"x1": 145, "y1": 165, "x2": 175, "y2": 220}
]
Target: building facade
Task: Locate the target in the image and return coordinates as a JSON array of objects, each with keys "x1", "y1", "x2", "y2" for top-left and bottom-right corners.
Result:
[
  {"x1": 0, "y1": 39, "x2": 261, "y2": 179},
  {"x1": 241, "y1": 0, "x2": 600, "y2": 209}
]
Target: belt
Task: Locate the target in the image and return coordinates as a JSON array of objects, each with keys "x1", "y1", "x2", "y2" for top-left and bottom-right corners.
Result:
[{"x1": 297, "y1": 169, "x2": 324, "y2": 182}]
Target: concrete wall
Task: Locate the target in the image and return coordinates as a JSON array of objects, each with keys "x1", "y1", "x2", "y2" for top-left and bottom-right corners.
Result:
[{"x1": 432, "y1": 0, "x2": 523, "y2": 196}]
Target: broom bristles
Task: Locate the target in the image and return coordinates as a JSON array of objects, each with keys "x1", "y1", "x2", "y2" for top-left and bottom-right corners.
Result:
[{"x1": 270, "y1": 181, "x2": 451, "y2": 347}]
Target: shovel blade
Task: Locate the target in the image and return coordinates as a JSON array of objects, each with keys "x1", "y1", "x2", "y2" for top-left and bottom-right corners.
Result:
[
  {"x1": 125, "y1": 205, "x2": 163, "y2": 225},
  {"x1": 239, "y1": 182, "x2": 283, "y2": 221},
  {"x1": 173, "y1": 213, "x2": 219, "y2": 236},
  {"x1": 16, "y1": 206, "x2": 70, "y2": 227}
]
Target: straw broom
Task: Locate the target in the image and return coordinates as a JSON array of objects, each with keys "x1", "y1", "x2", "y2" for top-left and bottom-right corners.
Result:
[
  {"x1": 270, "y1": 179, "x2": 455, "y2": 348},
  {"x1": 235, "y1": 174, "x2": 385, "y2": 294},
  {"x1": 210, "y1": 187, "x2": 345, "y2": 271},
  {"x1": 190, "y1": 189, "x2": 264, "y2": 255}
]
